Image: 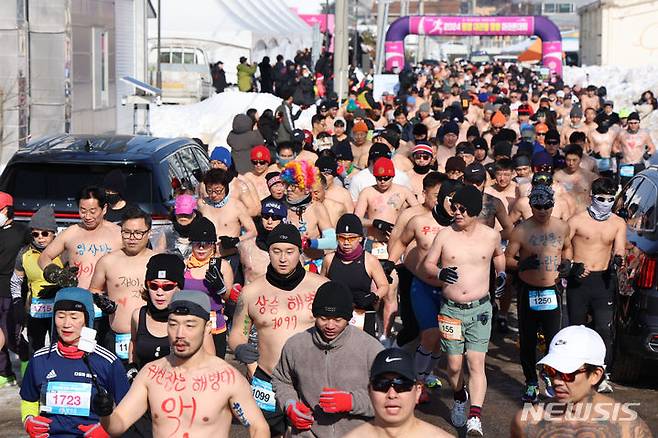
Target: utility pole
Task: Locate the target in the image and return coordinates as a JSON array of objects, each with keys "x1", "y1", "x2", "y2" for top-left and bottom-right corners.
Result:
[
  {"x1": 417, "y1": 0, "x2": 425, "y2": 63},
  {"x1": 156, "y1": 0, "x2": 162, "y2": 90},
  {"x1": 333, "y1": 0, "x2": 348, "y2": 100},
  {"x1": 374, "y1": 0, "x2": 390, "y2": 74}
]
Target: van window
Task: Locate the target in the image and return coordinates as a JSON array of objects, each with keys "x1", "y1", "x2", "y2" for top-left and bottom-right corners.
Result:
[
  {"x1": 625, "y1": 177, "x2": 657, "y2": 232},
  {"x1": 183, "y1": 52, "x2": 195, "y2": 64},
  {"x1": 159, "y1": 51, "x2": 170, "y2": 64},
  {"x1": 616, "y1": 176, "x2": 643, "y2": 213},
  {"x1": 171, "y1": 51, "x2": 182, "y2": 64}
]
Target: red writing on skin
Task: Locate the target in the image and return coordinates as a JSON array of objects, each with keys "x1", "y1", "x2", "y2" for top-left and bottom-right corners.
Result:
[
  {"x1": 421, "y1": 226, "x2": 441, "y2": 235},
  {"x1": 74, "y1": 261, "x2": 95, "y2": 278},
  {"x1": 147, "y1": 364, "x2": 236, "y2": 392},
  {"x1": 115, "y1": 297, "x2": 128, "y2": 307},
  {"x1": 161, "y1": 395, "x2": 196, "y2": 437},
  {"x1": 192, "y1": 367, "x2": 236, "y2": 391},
  {"x1": 272, "y1": 315, "x2": 297, "y2": 330},
  {"x1": 255, "y1": 292, "x2": 315, "y2": 315},
  {"x1": 146, "y1": 365, "x2": 186, "y2": 392},
  {"x1": 255, "y1": 295, "x2": 279, "y2": 315}
]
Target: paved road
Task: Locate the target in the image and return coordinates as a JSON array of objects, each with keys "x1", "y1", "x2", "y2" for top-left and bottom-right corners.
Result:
[{"x1": 1, "y1": 326, "x2": 656, "y2": 437}]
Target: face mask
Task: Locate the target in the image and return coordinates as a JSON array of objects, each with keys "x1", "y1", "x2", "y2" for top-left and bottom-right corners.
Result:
[
  {"x1": 106, "y1": 193, "x2": 121, "y2": 206},
  {"x1": 0, "y1": 213, "x2": 7, "y2": 227},
  {"x1": 277, "y1": 154, "x2": 292, "y2": 167},
  {"x1": 413, "y1": 163, "x2": 431, "y2": 174},
  {"x1": 587, "y1": 196, "x2": 614, "y2": 221}
]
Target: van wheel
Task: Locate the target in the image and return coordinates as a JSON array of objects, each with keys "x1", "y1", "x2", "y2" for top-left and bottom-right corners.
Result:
[{"x1": 609, "y1": 341, "x2": 642, "y2": 384}]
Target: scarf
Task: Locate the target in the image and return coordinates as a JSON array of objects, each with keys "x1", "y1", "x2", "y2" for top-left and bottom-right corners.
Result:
[
  {"x1": 285, "y1": 194, "x2": 312, "y2": 214},
  {"x1": 147, "y1": 299, "x2": 170, "y2": 322},
  {"x1": 203, "y1": 193, "x2": 230, "y2": 209},
  {"x1": 587, "y1": 197, "x2": 614, "y2": 221},
  {"x1": 57, "y1": 340, "x2": 85, "y2": 359},
  {"x1": 336, "y1": 243, "x2": 364, "y2": 262},
  {"x1": 186, "y1": 253, "x2": 211, "y2": 269},
  {"x1": 265, "y1": 263, "x2": 306, "y2": 291},
  {"x1": 413, "y1": 163, "x2": 431, "y2": 174}
]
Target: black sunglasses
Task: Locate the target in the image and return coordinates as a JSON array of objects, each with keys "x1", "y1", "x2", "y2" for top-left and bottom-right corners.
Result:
[
  {"x1": 31, "y1": 230, "x2": 53, "y2": 238},
  {"x1": 593, "y1": 195, "x2": 615, "y2": 202},
  {"x1": 536, "y1": 132, "x2": 547, "y2": 136},
  {"x1": 376, "y1": 176, "x2": 393, "y2": 182},
  {"x1": 252, "y1": 160, "x2": 269, "y2": 166},
  {"x1": 371, "y1": 377, "x2": 416, "y2": 393},
  {"x1": 450, "y1": 203, "x2": 467, "y2": 214},
  {"x1": 546, "y1": 141, "x2": 560, "y2": 146},
  {"x1": 413, "y1": 153, "x2": 432, "y2": 160},
  {"x1": 531, "y1": 202, "x2": 554, "y2": 210},
  {"x1": 262, "y1": 213, "x2": 284, "y2": 221}
]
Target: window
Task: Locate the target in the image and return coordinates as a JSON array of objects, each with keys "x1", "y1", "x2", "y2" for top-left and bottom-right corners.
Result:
[
  {"x1": 183, "y1": 52, "x2": 195, "y2": 64},
  {"x1": 542, "y1": 2, "x2": 573, "y2": 14},
  {"x1": 625, "y1": 177, "x2": 657, "y2": 232},
  {"x1": 616, "y1": 176, "x2": 643, "y2": 213},
  {"x1": 171, "y1": 51, "x2": 182, "y2": 64},
  {"x1": 558, "y1": 3, "x2": 573, "y2": 13},
  {"x1": 543, "y1": 3, "x2": 556, "y2": 13},
  {"x1": 92, "y1": 28, "x2": 109, "y2": 109},
  {"x1": 159, "y1": 51, "x2": 170, "y2": 64},
  {"x1": 176, "y1": 147, "x2": 203, "y2": 187}
]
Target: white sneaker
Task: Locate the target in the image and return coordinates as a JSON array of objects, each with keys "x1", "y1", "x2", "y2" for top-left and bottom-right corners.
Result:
[
  {"x1": 598, "y1": 374, "x2": 613, "y2": 393},
  {"x1": 466, "y1": 417, "x2": 484, "y2": 436},
  {"x1": 450, "y1": 391, "x2": 469, "y2": 427}
]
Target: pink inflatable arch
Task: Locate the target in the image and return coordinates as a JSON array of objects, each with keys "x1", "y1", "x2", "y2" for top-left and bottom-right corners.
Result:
[{"x1": 385, "y1": 16, "x2": 563, "y2": 77}]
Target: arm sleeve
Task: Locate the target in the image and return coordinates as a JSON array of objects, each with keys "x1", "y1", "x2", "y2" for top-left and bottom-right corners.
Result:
[
  {"x1": 21, "y1": 400, "x2": 40, "y2": 422},
  {"x1": 310, "y1": 228, "x2": 337, "y2": 250},
  {"x1": 14, "y1": 246, "x2": 27, "y2": 271},
  {"x1": 10, "y1": 271, "x2": 24, "y2": 300},
  {"x1": 271, "y1": 344, "x2": 299, "y2": 412}
]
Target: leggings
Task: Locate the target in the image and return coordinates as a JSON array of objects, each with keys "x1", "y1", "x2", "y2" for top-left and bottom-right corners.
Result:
[
  {"x1": 213, "y1": 332, "x2": 227, "y2": 359},
  {"x1": 567, "y1": 270, "x2": 615, "y2": 366},
  {"x1": 27, "y1": 316, "x2": 51, "y2": 352},
  {"x1": 518, "y1": 280, "x2": 563, "y2": 384}
]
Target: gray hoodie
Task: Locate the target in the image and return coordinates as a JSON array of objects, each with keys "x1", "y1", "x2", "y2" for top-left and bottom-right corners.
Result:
[
  {"x1": 226, "y1": 113, "x2": 265, "y2": 173},
  {"x1": 272, "y1": 325, "x2": 383, "y2": 438}
]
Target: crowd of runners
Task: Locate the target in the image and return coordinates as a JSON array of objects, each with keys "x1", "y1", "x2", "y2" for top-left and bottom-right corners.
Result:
[{"x1": 1, "y1": 59, "x2": 656, "y2": 437}]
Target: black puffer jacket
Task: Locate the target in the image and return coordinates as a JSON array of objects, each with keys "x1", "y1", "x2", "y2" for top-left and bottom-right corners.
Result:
[{"x1": 227, "y1": 114, "x2": 265, "y2": 173}]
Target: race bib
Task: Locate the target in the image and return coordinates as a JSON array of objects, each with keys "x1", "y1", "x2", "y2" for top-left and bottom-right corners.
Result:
[
  {"x1": 596, "y1": 158, "x2": 611, "y2": 172},
  {"x1": 529, "y1": 289, "x2": 558, "y2": 311},
  {"x1": 43, "y1": 382, "x2": 92, "y2": 417},
  {"x1": 30, "y1": 298, "x2": 54, "y2": 319},
  {"x1": 114, "y1": 333, "x2": 130, "y2": 360},
  {"x1": 438, "y1": 315, "x2": 462, "y2": 341},
  {"x1": 251, "y1": 376, "x2": 276, "y2": 412},
  {"x1": 93, "y1": 304, "x2": 103, "y2": 319},
  {"x1": 619, "y1": 165, "x2": 635, "y2": 178},
  {"x1": 371, "y1": 243, "x2": 389, "y2": 260},
  {"x1": 349, "y1": 309, "x2": 366, "y2": 330}
]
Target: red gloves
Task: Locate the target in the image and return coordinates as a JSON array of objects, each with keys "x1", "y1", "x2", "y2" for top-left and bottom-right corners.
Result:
[
  {"x1": 77, "y1": 423, "x2": 110, "y2": 438},
  {"x1": 319, "y1": 387, "x2": 353, "y2": 413},
  {"x1": 25, "y1": 415, "x2": 52, "y2": 438},
  {"x1": 285, "y1": 400, "x2": 314, "y2": 430},
  {"x1": 301, "y1": 237, "x2": 311, "y2": 251},
  {"x1": 229, "y1": 284, "x2": 242, "y2": 303}
]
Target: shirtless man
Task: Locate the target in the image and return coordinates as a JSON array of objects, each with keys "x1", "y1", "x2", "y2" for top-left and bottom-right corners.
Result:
[
  {"x1": 98, "y1": 290, "x2": 269, "y2": 438},
  {"x1": 579, "y1": 85, "x2": 601, "y2": 112},
  {"x1": 422, "y1": 185, "x2": 505, "y2": 436},
  {"x1": 588, "y1": 122, "x2": 617, "y2": 176},
  {"x1": 228, "y1": 224, "x2": 327, "y2": 436},
  {"x1": 511, "y1": 326, "x2": 652, "y2": 438},
  {"x1": 505, "y1": 184, "x2": 572, "y2": 404},
  {"x1": 314, "y1": 155, "x2": 353, "y2": 213},
  {"x1": 614, "y1": 112, "x2": 656, "y2": 185},
  {"x1": 583, "y1": 108, "x2": 599, "y2": 138},
  {"x1": 560, "y1": 106, "x2": 587, "y2": 146},
  {"x1": 242, "y1": 145, "x2": 272, "y2": 200},
  {"x1": 567, "y1": 177, "x2": 626, "y2": 393},
  {"x1": 386, "y1": 174, "x2": 448, "y2": 398},
  {"x1": 554, "y1": 144, "x2": 597, "y2": 212},
  {"x1": 310, "y1": 175, "x2": 346, "y2": 227},
  {"x1": 465, "y1": 163, "x2": 513, "y2": 239},
  {"x1": 484, "y1": 158, "x2": 517, "y2": 213},
  {"x1": 39, "y1": 186, "x2": 122, "y2": 292},
  {"x1": 436, "y1": 121, "x2": 460, "y2": 168},
  {"x1": 280, "y1": 161, "x2": 335, "y2": 270},
  {"x1": 344, "y1": 348, "x2": 453, "y2": 438},
  {"x1": 406, "y1": 143, "x2": 435, "y2": 201},
  {"x1": 89, "y1": 207, "x2": 152, "y2": 363},
  {"x1": 197, "y1": 168, "x2": 256, "y2": 262},
  {"x1": 352, "y1": 121, "x2": 372, "y2": 169}
]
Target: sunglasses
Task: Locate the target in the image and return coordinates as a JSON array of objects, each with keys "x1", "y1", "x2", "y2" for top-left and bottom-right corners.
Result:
[
  {"x1": 262, "y1": 213, "x2": 284, "y2": 221},
  {"x1": 593, "y1": 195, "x2": 615, "y2": 203},
  {"x1": 536, "y1": 132, "x2": 547, "y2": 136},
  {"x1": 413, "y1": 153, "x2": 432, "y2": 160},
  {"x1": 32, "y1": 230, "x2": 53, "y2": 238},
  {"x1": 450, "y1": 203, "x2": 467, "y2": 214},
  {"x1": 542, "y1": 365, "x2": 587, "y2": 383},
  {"x1": 147, "y1": 281, "x2": 178, "y2": 291},
  {"x1": 376, "y1": 176, "x2": 393, "y2": 182},
  {"x1": 531, "y1": 202, "x2": 554, "y2": 210},
  {"x1": 337, "y1": 235, "x2": 361, "y2": 244},
  {"x1": 252, "y1": 160, "x2": 269, "y2": 166},
  {"x1": 546, "y1": 141, "x2": 560, "y2": 146},
  {"x1": 371, "y1": 377, "x2": 416, "y2": 393}
]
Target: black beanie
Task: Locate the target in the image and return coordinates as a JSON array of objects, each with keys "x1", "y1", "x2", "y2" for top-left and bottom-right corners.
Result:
[
  {"x1": 146, "y1": 253, "x2": 185, "y2": 289},
  {"x1": 336, "y1": 213, "x2": 363, "y2": 236},
  {"x1": 312, "y1": 281, "x2": 354, "y2": 320},
  {"x1": 266, "y1": 223, "x2": 302, "y2": 248},
  {"x1": 188, "y1": 216, "x2": 217, "y2": 243},
  {"x1": 452, "y1": 185, "x2": 483, "y2": 217},
  {"x1": 103, "y1": 169, "x2": 126, "y2": 195}
]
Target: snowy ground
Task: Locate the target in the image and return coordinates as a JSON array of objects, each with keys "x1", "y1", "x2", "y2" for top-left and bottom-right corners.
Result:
[{"x1": 151, "y1": 65, "x2": 658, "y2": 147}]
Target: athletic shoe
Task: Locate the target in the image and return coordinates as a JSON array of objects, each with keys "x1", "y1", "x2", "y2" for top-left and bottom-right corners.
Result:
[
  {"x1": 541, "y1": 372, "x2": 556, "y2": 398},
  {"x1": 522, "y1": 383, "x2": 539, "y2": 404},
  {"x1": 598, "y1": 374, "x2": 613, "y2": 393},
  {"x1": 466, "y1": 417, "x2": 484, "y2": 436},
  {"x1": 418, "y1": 386, "x2": 431, "y2": 404},
  {"x1": 450, "y1": 391, "x2": 469, "y2": 427},
  {"x1": 0, "y1": 375, "x2": 17, "y2": 388},
  {"x1": 425, "y1": 374, "x2": 442, "y2": 389}
]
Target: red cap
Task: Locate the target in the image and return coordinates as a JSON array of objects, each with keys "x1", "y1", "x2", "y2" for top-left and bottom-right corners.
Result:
[
  {"x1": 0, "y1": 192, "x2": 13, "y2": 210},
  {"x1": 373, "y1": 158, "x2": 395, "y2": 177},
  {"x1": 353, "y1": 121, "x2": 368, "y2": 133},
  {"x1": 250, "y1": 145, "x2": 271, "y2": 162},
  {"x1": 303, "y1": 129, "x2": 313, "y2": 145}
]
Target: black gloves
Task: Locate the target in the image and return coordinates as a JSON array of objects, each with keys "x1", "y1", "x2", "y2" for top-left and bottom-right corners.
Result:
[
  {"x1": 379, "y1": 260, "x2": 396, "y2": 284},
  {"x1": 570, "y1": 262, "x2": 586, "y2": 278},
  {"x1": 39, "y1": 285, "x2": 60, "y2": 300},
  {"x1": 557, "y1": 259, "x2": 586, "y2": 279},
  {"x1": 438, "y1": 267, "x2": 459, "y2": 284},
  {"x1": 612, "y1": 255, "x2": 623, "y2": 271},
  {"x1": 92, "y1": 387, "x2": 114, "y2": 417},
  {"x1": 205, "y1": 262, "x2": 226, "y2": 294},
  {"x1": 11, "y1": 298, "x2": 25, "y2": 327},
  {"x1": 518, "y1": 255, "x2": 541, "y2": 272},
  {"x1": 353, "y1": 290, "x2": 379, "y2": 310},
  {"x1": 93, "y1": 293, "x2": 117, "y2": 315},
  {"x1": 126, "y1": 364, "x2": 139, "y2": 383},
  {"x1": 643, "y1": 151, "x2": 652, "y2": 161},
  {"x1": 372, "y1": 220, "x2": 394, "y2": 238},
  {"x1": 219, "y1": 236, "x2": 240, "y2": 250},
  {"x1": 494, "y1": 272, "x2": 507, "y2": 298},
  {"x1": 234, "y1": 343, "x2": 259, "y2": 364},
  {"x1": 43, "y1": 264, "x2": 79, "y2": 288}
]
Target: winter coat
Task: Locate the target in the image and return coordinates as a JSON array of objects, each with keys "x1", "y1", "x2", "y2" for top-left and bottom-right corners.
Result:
[
  {"x1": 276, "y1": 100, "x2": 298, "y2": 144},
  {"x1": 237, "y1": 62, "x2": 257, "y2": 92},
  {"x1": 259, "y1": 61, "x2": 274, "y2": 94},
  {"x1": 272, "y1": 325, "x2": 383, "y2": 438},
  {"x1": 294, "y1": 75, "x2": 315, "y2": 106},
  {"x1": 227, "y1": 114, "x2": 265, "y2": 173},
  {"x1": 211, "y1": 64, "x2": 227, "y2": 93}
]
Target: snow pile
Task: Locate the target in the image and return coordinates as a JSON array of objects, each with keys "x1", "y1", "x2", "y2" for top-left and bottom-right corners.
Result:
[{"x1": 150, "y1": 90, "x2": 315, "y2": 147}]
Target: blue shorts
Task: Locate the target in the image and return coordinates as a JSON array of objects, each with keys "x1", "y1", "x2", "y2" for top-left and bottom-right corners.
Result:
[{"x1": 411, "y1": 276, "x2": 442, "y2": 331}]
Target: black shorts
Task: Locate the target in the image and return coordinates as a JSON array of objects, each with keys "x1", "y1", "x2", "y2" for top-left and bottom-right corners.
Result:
[{"x1": 252, "y1": 366, "x2": 287, "y2": 436}]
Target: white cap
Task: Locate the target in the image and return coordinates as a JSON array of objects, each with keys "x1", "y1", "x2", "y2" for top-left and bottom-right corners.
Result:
[
  {"x1": 556, "y1": 90, "x2": 565, "y2": 98},
  {"x1": 537, "y1": 325, "x2": 606, "y2": 373}
]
